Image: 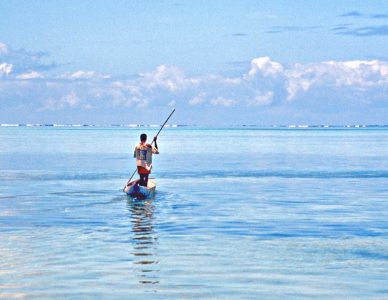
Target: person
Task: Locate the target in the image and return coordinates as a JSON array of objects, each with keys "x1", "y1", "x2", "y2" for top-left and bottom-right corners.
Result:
[{"x1": 134, "y1": 133, "x2": 159, "y2": 187}]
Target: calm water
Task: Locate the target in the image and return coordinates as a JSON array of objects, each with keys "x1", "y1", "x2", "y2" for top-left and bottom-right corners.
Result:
[{"x1": 0, "y1": 127, "x2": 387, "y2": 299}]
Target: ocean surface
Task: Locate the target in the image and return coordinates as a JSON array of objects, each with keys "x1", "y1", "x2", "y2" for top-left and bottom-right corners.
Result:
[{"x1": 0, "y1": 127, "x2": 387, "y2": 299}]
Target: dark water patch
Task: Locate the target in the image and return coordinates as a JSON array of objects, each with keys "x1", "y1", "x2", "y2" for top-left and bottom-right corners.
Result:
[
  {"x1": 0, "y1": 195, "x2": 18, "y2": 200},
  {"x1": 158, "y1": 170, "x2": 388, "y2": 179},
  {"x1": 352, "y1": 249, "x2": 388, "y2": 261},
  {"x1": 64, "y1": 200, "x2": 121, "y2": 210},
  {"x1": 49, "y1": 190, "x2": 113, "y2": 197},
  {"x1": 171, "y1": 202, "x2": 202, "y2": 210},
  {"x1": 323, "y1": 224, "x2": 386, "y2": 238},
  {"x1": 218, "y1": 224, "x2": 331, "y2": 239},
  {"x1": 157, "y1": 222, "x2": 203, "y2": 234},
  {"x1": 0, "y1": 171, "x2": 123, "y2": 181},
  {"x1": 0, "y1": 216, "x2": 109, "y2": 230},
  {"x1": 38, "y1": 219, "x2": 108, "y2": 228},
  {"x1": 2, "y1": 169, "x2": 387, "y2": 182},
  {"x1": 0, "y1": 193, "x2": 35, "y2": 199}
]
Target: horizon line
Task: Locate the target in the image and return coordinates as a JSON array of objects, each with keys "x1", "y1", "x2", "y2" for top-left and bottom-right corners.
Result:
[{"x1": 1, "y1": 124, "x2": 388, "y2": 128}]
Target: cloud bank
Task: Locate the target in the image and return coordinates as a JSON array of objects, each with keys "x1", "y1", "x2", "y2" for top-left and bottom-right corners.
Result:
[
  {"x1": 336, "y1": 11, "x2": 388, "y2": 36},
  {"x1": 0, "y1": 42, "x2": 387, "y2": 124},
  {"x1": 334, "y1": 25, "x2": 388, "y2": 36}
]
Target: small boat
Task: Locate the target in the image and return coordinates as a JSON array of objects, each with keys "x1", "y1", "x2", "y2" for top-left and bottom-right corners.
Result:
[{"x1": 124, "y1": 178, "x2": 156, "y2": 199}]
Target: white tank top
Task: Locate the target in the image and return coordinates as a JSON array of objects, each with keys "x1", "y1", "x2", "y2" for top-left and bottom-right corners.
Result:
[{"x1": 134, "y1": 143, "x2": 159, "y2": 170}]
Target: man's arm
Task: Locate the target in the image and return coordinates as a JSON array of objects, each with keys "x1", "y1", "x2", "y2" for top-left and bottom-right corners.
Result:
[{"x1": 153, "y1": 136, "x2": 159, "y2": 154}]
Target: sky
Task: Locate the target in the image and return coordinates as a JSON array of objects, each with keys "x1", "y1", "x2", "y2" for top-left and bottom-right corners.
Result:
[{"x1": 0, "y1": 0, "x2": 387, "y2": 125}]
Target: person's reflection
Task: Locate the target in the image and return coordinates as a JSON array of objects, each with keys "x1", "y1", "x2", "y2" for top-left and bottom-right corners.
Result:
[{"x1": 128, "y1": 200, "x2": 159, "y2": 285}]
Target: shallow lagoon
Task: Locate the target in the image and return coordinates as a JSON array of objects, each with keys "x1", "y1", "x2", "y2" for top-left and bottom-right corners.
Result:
[{"x1": 1, "y1": 127, "x2": 387, "y2": 299}]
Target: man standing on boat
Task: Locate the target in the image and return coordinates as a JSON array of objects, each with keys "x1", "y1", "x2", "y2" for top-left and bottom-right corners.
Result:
[{"x1": 134, "y1": 133, "x2": 159, "y2": 187}]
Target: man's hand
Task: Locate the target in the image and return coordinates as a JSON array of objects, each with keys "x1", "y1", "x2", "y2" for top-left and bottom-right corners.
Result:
[{"x1": 153, "y1": 136, "x2": 158, "y2": 151}]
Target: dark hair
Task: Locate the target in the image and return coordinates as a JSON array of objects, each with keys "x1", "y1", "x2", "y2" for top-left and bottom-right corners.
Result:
[{"x1": 140, "y1": 133, "x2": 147, "y2": 142}]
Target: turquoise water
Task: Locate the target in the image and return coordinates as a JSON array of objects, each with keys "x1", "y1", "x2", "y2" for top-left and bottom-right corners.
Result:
[{"x1": 0, "y1": 127, "x2": 387, "y2": 299}]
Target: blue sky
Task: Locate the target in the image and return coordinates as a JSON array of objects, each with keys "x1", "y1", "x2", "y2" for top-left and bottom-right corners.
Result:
[{"x1": 0, "y1": 0, "x2": 387, "y2": 125}]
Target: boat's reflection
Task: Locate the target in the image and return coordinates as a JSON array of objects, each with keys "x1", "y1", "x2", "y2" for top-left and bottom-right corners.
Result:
[{"x1": 128, "y1": 199, "x2": 159, "y2": 285}]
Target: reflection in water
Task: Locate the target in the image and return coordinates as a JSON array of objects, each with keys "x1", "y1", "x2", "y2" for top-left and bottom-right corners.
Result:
[{"x1": 128, "y1": 199, "x2": 159, "y2": 285}]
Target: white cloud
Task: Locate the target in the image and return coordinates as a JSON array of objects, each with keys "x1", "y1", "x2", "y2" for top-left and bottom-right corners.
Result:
[
  {"x1": 189, "y1": 94, "x2": 206, "y2": 105},
  {"x1": 60, "y1": 70, "x2": 109, "y2": 80},
  {"x1": 40, "y1": 92, "x2": 80, "y2": 110},
  {"x1": 140, "y1": 65, "x2": 184, "y2": 92},
  {"x1": 63, "y1": 92, "x2": 79, "y2": 107},
  {"x1": 16, "y1": 71, "x2": 43, "y2": 79},
  {"x1": 109, "y1": 86, "x2": 149, "y2": 108},
  {"x1": 381, "y1": 65, "x2": 388, "y2": 77},
  {"x1": 333, "y1": 60, "x2": 387, "y2": 88},
  {"x1": 0, "y1": 42, "x2": 9, "y2": 55},
  {"x1": 250, "y1": 91, "x2": 274, "y2": 106},
  {"x1": 0, "y1": 63, "x2": 13, "y2": 77},
  {"x1": 285, "y1": 66, "x2": 315, "y2": 101},
  {"x1": 140, "y1": 64, "x2": 199, "y2": 92},
  {"x1": 247, "y1": 56, "x2": 284, "y2": 78},
  {"x1": 284, "y1": 59, "x2": 388, "y2": 100},
  {"x1": 224, "y1": 77, "x2": 242, "y2": 85},
  {"x1": 210, "y1": 97, "x2": 237, "y2": 107}
]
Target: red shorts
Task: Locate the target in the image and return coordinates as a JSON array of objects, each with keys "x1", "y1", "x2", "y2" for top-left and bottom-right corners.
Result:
[{"x1": 137, "y1": 166, "x2": 150, "y2": 175}]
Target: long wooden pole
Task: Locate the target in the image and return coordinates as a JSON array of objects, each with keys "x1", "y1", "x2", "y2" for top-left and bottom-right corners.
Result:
[{"x1": 123, "y1": 109, "x2": 175, "y2": 190}]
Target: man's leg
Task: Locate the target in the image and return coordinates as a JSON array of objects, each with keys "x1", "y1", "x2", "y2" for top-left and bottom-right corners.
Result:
[
  {"x1": 143, "y1": 174, "x2": 149, "y2": 187},
  {"x1": 139, "y1": 174, "x2": 149, "y2": 187}
]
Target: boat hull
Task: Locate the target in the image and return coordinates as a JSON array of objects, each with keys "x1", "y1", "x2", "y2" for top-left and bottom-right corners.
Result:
[{"x1": 124, "y1": 178, "x2": 156, "y2": 199}]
